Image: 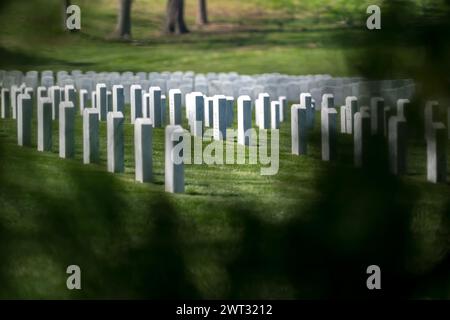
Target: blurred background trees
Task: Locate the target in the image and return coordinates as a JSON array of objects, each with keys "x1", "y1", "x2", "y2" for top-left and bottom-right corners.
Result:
[
  {"x1": 0, "y1": 0, "x2": 449, "y2": 299},
  {"x1": 165, "y1": 0, "x2": 189, "y2": 34},
  {"x1": 115, "y1": 0, "x2": 133, "y2": 40},
  {"x1": 197, "y1": 0, "x2": 208, "y2": 26},
  {"x1": 62, "y1": 0, "x2": 71, "y2": 30}
]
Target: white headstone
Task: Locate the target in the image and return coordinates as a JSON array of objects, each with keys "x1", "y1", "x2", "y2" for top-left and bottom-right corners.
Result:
[
  {"x1": 37, "y1": 86, "x2": 47, "y2": 101},
  {"x1": 17, "y1": 93, "x2": 32, "y2": 146},
  {"x1": 1, "y1": 88, "x2": 10, "y2": 118},
  {"x1": 185, "y1": 92, "x2": 194, "y2": 124},
  {"x1": 123, "y1": 81, "x2": 132, "y2": 104},
  {"x1": 83, "y1": 108, "x2": 100, "y2": 164},
  {"x1": 192, "y1": 93, "x2": 204, "y2": 138},
  {"x1": 271, "y1": 101, "x2": 280, "y2": 129},
  {"x1": 49, "y1": 86, "x2": 61, "y2": 120},
  {"x1": 41, "y1": 76, "x2": 54, "y2": 88},
  {"x1": 130, "y1": 84, "x2": 143, "y2": 124},
  {"x1": 149, "y1": 87, "x2": 162, "y2": 127},
  {"x1": 169, "y1": 89, "x2": 182, "y2": 125},
  {"x1": 165, "y1": 125, "x2": 185, "y2": 193},
  {"x1": 161, "y1": 94, "x2": 167, "y2": 125},
  {"x1": 107, "y1": 90, "x2": 112, "y2": 112},
  {"x1": 59, "y1": 101, "x2": 75, "y2": 158},
  {"x1": 64, "y1": 85, "x2": 77, "y2": 106},
  {"x1": 135, "y1": 118, "x2": 153, "y2": 183},
  {"x1": 255, "y1": 97, "x2": 260, "y2": 127},
  {"x1": 238, "y1": 95, "x2": 252, "y2": 146},
  {"x1": 291, "y1": 104, "x2": 308, "y2": 155},
  {"x1": 383, "y1": 106, "x2": 392, "y2": 137},
  {"x1": 24, "y1": 87, "x2": 34, "y2": 103},
  {"x1": 91, "y1": 91, "x2": 97, "y2": 108},
  {"x1": 112, "y1": 85, "x2": 125, "y2": 113},
  {"x1": 396, "y1": 99, "x2": 410, "y2": 120},
  {"x1": 321, "y1": 94, "x2": 334, "y2": 110},
  {"x1": 300, "y1": 93, "x2": 313, "y2": 129},
  {"x1": 213, "y1": 95, "x2": 227, "y2": 140},
  {"x1": 37, "y1": 97, "x2": 52, "y2": 152},
  {"x1": 388, "y1": 116, "x2": 407, "y2": 175},
  {"x1": 204, "y1": 97, "x2": 214, "y2": 127},
  {"x1": 340, "y1": 105, "x2": 347, "y2": 133},
  {"x1": 258, "y1": 93, "x2": 270, "y2": 130},
  {"x1": 279, "y1": 96, "x2": 287, "y2": 123},
  {"x1": 96, "y1": 84, "x2": 107, "y2": 121},
  {"x1": 321, "y1": 95, "x2": 337, "y2": 161},
  {"x1": 107, "y1": 111, "x2": 125, "y2": 173},
  {"x1": 426, "y1": 123, "x2": 447, "y2": 183},
  {"x1": 424, "y1": 101, "x2": 439, "y2": 141},
  {"x1": 79, "y1": 89, "x2": 88, "y2": 115},
  {"x1": 370, "y1": 97, "x2": 385, "y2": 135},
  {"x1": 226, "y1": 97, "x2": 235, "y2": 127},
  {"x1": 142, "y1": 92, "x2": 150, "y2": 118},
  {"x1": 345, "y1": 96, "x2": 358, "y2": 134},
  {"x1": 11, "y1": 85, "x2": 21, "y2": 120},
  {"x1": 354, "y1": 110, "x2": 371, "y2": 167}
]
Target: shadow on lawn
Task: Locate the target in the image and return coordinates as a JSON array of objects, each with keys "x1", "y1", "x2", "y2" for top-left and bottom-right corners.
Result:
[
  {"x1": 132, "y1": 25, "x2": 362, "y2": 50},
  {"x1": 225, "y1": 138, "x2": 414, "y2": 298},
  {"x1": 0, "y1": 0, "x2": 448, "y2": 299},
  {"x1": 0, "y1": 139, "x2": 199, "y2": 299},
  {"x1": 1, "y1": 127, "x2": 447, "y2": 299},
  {"x1": 0, "y1": 47, "x2": 95, "y2": 71},
  {"x1": 35, "y1": 168, "x2": 199, "y2": 299},
  {"x1": 347, "y1": 0, "x2": 450, "y2": 96},
  {"x1": 225, "y1": 0, "x2": 450, "y2": 299},
  {"x1": 224, "y1": 131, "x2": 449, "y2": 299}
]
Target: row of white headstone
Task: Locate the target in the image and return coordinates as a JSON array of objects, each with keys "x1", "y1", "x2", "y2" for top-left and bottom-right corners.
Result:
[
  {"x1": 2, "y1": 83, "x2": 290, "y2": 193},
  {"x1": 1, "y1": 82, "x2": 288, "y2": 146},
  {"x1": 291, "y1": 94, "x2": 449, "y2": 183},
  {"x1": 10, "y1": 92, "x2": 177, "y2": 191},
  {"x1": 181, "y1": 91, "x2": 287, "y2": 140},
  {"x1": 2, "y1": 83, "x2": 448, "y2": 190},
  {"x1": 1, "y1": 70, "x2": 415, "y2": 109}
]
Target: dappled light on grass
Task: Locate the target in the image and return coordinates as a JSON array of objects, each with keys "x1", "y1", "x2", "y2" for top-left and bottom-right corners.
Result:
[{"x1": 0, "y1": 0, "x2": 449, "y2": 299}]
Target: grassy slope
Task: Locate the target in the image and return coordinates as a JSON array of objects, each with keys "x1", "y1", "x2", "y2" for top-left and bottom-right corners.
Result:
[
  {"x1": 0, "y1": 0, "x2": 383, "y2": 75},
  {"x1": 0, "y1": 0, "x2": 449, "y2": 298},
  {"x1": 0, "y1": 103, "x2": 449, "y2": 298}
]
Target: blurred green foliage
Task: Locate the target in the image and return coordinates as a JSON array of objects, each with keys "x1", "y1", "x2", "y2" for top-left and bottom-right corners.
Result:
[{"x1": 0, "y1": 0, "x2": 449, "y2": 299}]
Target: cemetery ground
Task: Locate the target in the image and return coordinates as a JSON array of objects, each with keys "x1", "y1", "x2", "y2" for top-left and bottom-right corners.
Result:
[
  {"x1": 0, "y1": 0, "x2": 449, "y2": 299},
  {"x1": 2, "y1": 0, "x2": 391, "y2": 75},
  {"x1": 0, "y1": 104, "x2": 449, "y2": 298}
]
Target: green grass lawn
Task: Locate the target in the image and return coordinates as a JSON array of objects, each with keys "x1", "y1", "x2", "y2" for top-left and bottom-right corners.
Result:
[
  {"x1": 0, "y1": 102, "x2": 449, "y2": 299},
  {"x1": 0, "y1": 0, "x2": 383, "y2": 75},
  {"x1": 0, "y1": 0, "x2": 443, "y2": 80},
  {"x1": 0, "y1": 0, "x2": 449, "y2": 299}
]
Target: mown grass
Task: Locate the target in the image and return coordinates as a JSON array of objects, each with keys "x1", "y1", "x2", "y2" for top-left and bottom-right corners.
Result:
[
  {"x1": 0, "y1": 0, "x2": 440, "y2": 78},
  {"x1": 0, "y1": 0, "x2": 449, "y2": 299},
  {"x1": 0, "y1": 0, "x2": 384, "y2": 75},
  {"x1": 0, "y1": 100, "x2": 449, "y2": 298}
]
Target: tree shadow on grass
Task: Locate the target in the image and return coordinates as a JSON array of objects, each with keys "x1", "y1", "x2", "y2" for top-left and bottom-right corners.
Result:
[
  {"x1": 0, "y1": 139, "x2": 199, "y2": 299},
  {"x1": 224, "y1": 133, "x2": 449, "y2": 298},
  {"x1": 36, "y1": 167, "x2": 200, "y2": 299},
  {"x1": 132, "y1": 25, "x2": 363, "y2": 51},
  {"x1": 0, "y1": 47, "x2": 95, "y2": 71},
  {"x1": 344, "y1": 0, "x2": 450, "y2": 88}
]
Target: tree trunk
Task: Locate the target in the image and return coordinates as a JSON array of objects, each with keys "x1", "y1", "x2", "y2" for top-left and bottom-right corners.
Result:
[
  {"x1": 197, "y1": 0, "x2": 208, "y2": 25},
  {"x1": 115, "y1": 0, "x2": 133, "y2": 39},
  {"x1": 62, "y1": 0, "x2": 71, "y2": 30},
  {"x1": 166, "y1": 0, "x2": 189, "y2": 34}
]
